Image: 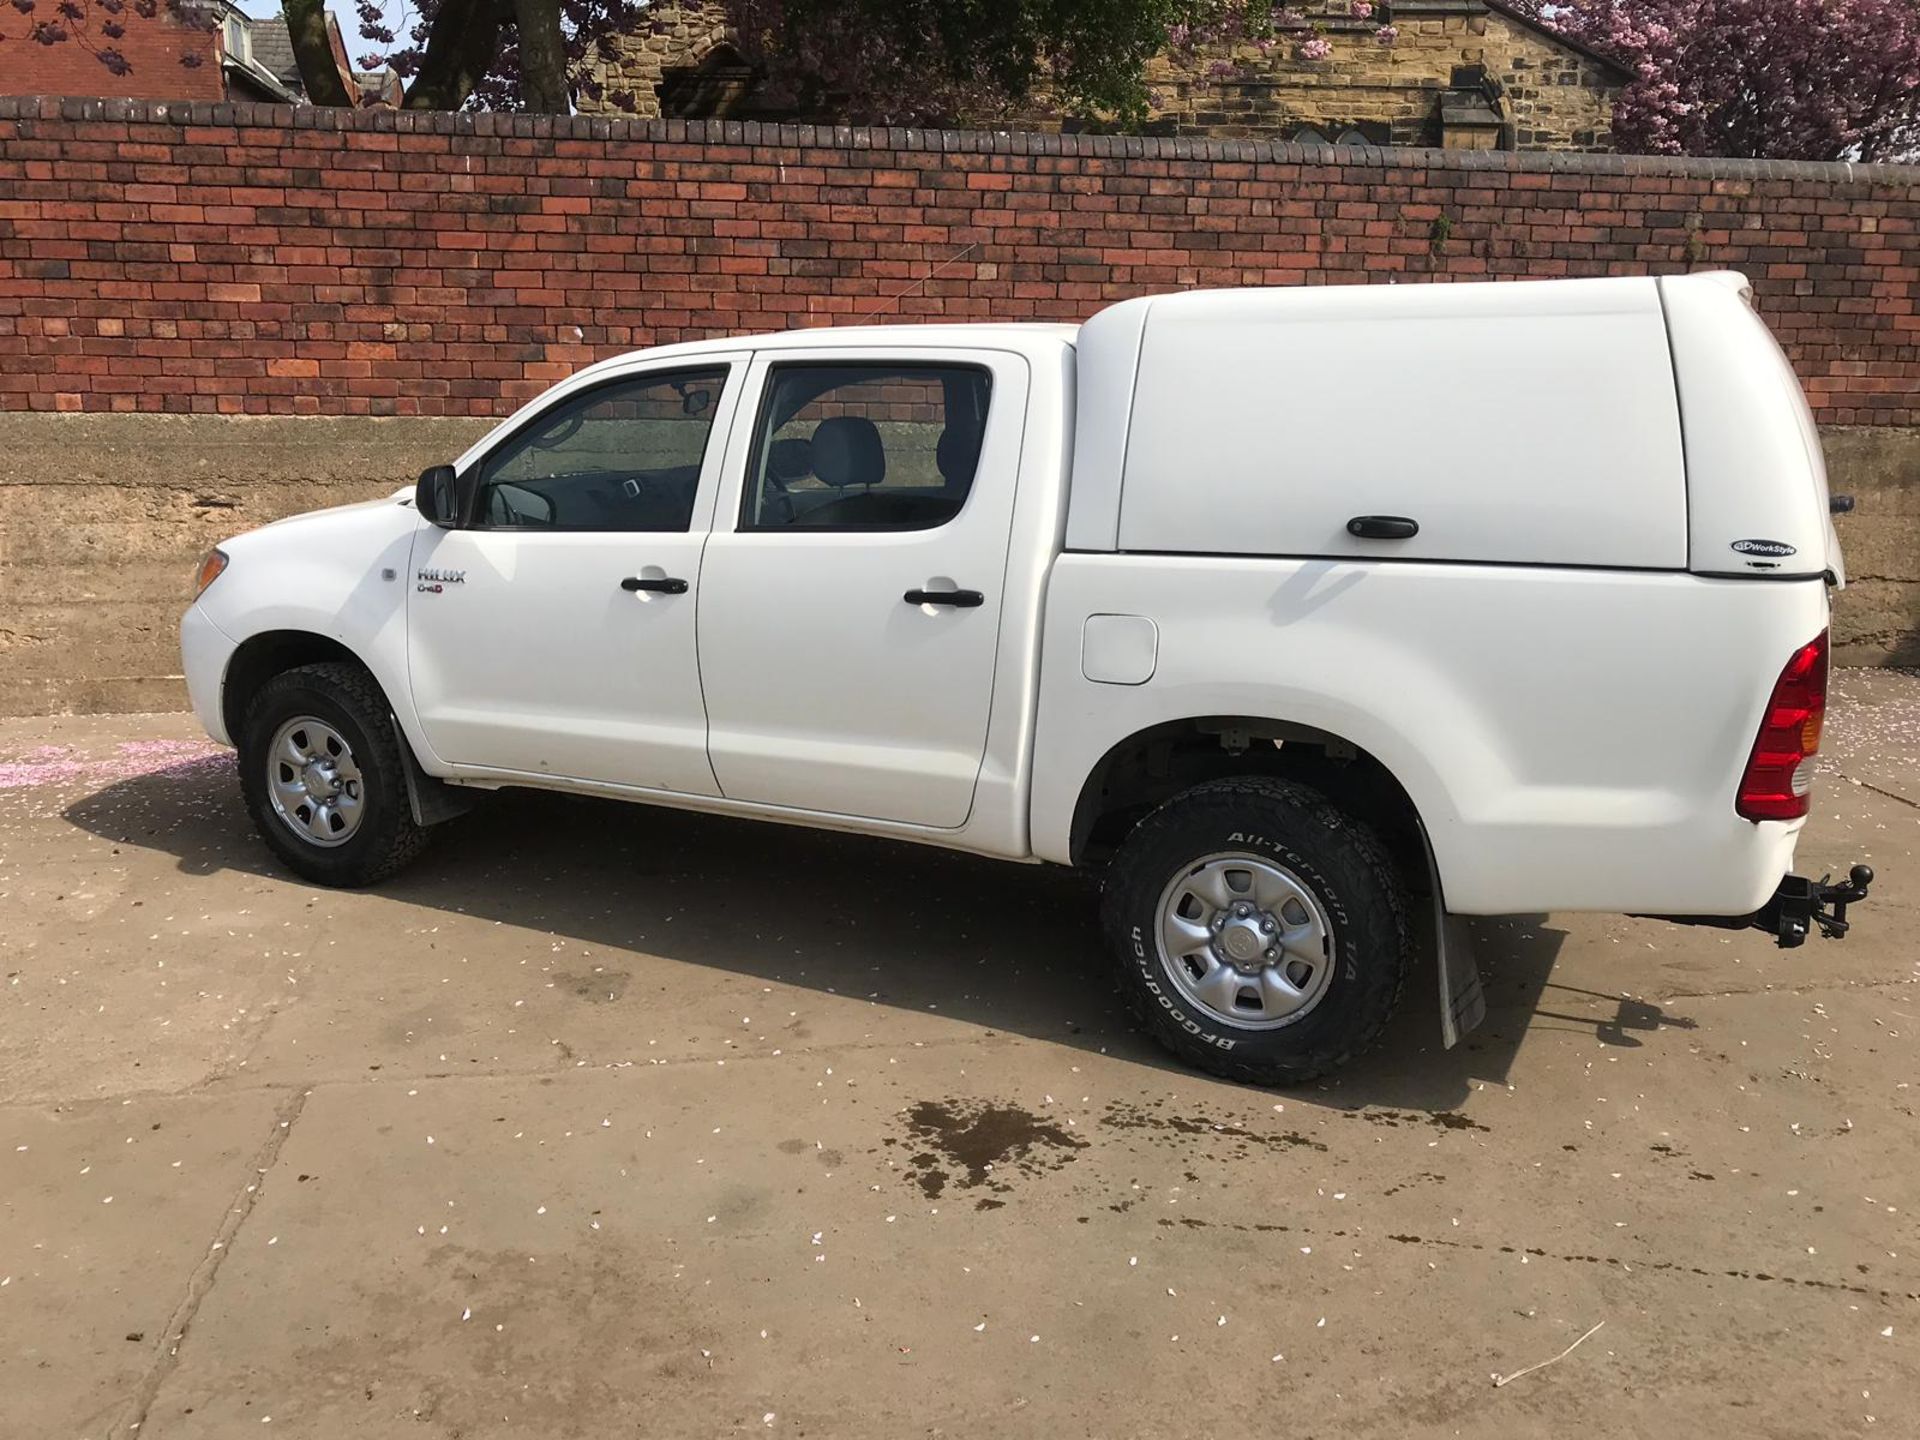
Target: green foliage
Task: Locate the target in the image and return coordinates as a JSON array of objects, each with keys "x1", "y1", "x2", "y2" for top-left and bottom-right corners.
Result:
[{"x1": 724, "y1": 0, "x2": 1196, "y2": 124}]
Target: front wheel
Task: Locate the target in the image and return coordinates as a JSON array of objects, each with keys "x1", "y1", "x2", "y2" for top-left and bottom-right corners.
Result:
[
  {"x1": 1099, "y1": 777, "x2": 1412, "y2": 1086},
  {"x1": 237, "y1": 661, "x2": 432, "y2": 887}
]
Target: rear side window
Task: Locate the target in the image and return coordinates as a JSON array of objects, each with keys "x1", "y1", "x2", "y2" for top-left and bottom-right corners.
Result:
[
  {"x1": 477, "y1": 367, "x2": 728, "y2": 532},
  {"x1": 740, "y1": 364, "x2": 992, "y2": 532}
]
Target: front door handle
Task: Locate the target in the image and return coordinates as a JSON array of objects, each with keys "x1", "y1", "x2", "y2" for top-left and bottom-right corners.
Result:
[
  {"x1": 904, "y1": 588, "x2": 984, "y2": 608},
  {"x1": 1346, "y1": 515, "x2": 1419, "y2": 540},
  {"x1": 622, "y1": 575, "x2": 689, "y2": 594}
]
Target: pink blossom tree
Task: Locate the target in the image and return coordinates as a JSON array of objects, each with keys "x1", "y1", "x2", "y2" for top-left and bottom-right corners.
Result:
[
  {"x1": 1163, "y1": 1, "x2": 1394, "y2": 77},
  {"x1": 1515, "y1": 0, "x2": 1920, "y2": 159}
]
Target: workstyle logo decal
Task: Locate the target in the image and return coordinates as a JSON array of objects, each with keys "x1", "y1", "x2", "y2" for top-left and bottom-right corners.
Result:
[{"x1": 1730, "y1": 539, "x2": 1797, "y2": 557}]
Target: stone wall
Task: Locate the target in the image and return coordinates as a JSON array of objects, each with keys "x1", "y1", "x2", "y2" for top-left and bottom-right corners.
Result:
[
  {"x1": 581, "y1": 0, "x2": 1620, "y2": 152},
  {"x1": 0, "y1": 413, "x2": 489, "y2": 716},
  {"x1": 1135, "y1": 2, "x2": 1618, "y2": 150},
  {"x1": 577, "y1": 0, "x2": 736, "y2": 119},
  {"x1": 1, "y1": 412, "x2": 1910, "y2": 718}
]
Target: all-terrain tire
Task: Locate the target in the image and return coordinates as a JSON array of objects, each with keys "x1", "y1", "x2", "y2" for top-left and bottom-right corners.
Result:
[
  {"x1": 237, "y1": 661, "x2": 433, "y2": 887},
  {"x1": 1099, "y1": 776, "x2": 1412, "y2": 1086}
]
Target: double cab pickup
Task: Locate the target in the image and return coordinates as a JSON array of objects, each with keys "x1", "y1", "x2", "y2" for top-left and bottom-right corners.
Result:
[{"x1": 183, "y1": 272, "x2": 1873, "y2": 1083}]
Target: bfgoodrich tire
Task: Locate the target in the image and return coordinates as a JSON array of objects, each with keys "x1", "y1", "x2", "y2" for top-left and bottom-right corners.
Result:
[
  {"x1": 237, "y1": 661, "x2": 432, "y2": 887},
  {"x1": 1099, "y1": 777, "x2": 1412, "y2": 1086}
]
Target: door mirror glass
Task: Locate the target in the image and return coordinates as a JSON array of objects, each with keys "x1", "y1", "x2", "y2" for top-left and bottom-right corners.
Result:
[
  {"x1": 416, "y1": 464, "x2": 458, "y2": 527},
  {"x1": 416, "y1": 464, "x2": 481, "y2": 529}
]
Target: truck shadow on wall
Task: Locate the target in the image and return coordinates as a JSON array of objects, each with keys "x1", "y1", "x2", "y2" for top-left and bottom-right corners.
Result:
[{"x1": 67, "y1": 771, "x2": 1598, "y2": 1112}]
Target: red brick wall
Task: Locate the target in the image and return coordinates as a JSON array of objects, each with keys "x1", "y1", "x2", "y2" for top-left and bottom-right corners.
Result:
[
  {"x1": 2, "y1": 96, "x2": 1917, "y2": 422},
  {"x1": 0, "y1": 13, "x2": 221, "y2": 103}
]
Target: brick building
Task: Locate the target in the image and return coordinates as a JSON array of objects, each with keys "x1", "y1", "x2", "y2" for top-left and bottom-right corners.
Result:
[
  {"x1": 0, "y1": 2, "x2": 387, "y2": 107},
  {"x1": 0, "y1": 0, "x2": 223, "y2": 101},
  {"x1": 580, "y1": 0, "x2": 1626, "y2": 152}
]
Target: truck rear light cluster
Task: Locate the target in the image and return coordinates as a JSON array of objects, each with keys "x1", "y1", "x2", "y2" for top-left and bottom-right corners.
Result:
[{"x1": 1736, "y1": 629, "x2": 1828, "y2": 822}]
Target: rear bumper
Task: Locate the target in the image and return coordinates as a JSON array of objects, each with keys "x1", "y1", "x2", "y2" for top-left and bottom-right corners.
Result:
[
  {"x1": 1643, "y1": 864, "x2": 1875, "y2": 948},
  {"x1": 181, "y1": 602, "x2": 238, "y2": 746}
]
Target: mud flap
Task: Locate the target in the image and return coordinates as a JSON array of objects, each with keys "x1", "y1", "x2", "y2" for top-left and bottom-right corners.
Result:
[
  {"x1": 394, "y1": 717, "x2": 477, "y2": 827},
  {"x1": 1419, "y1": 819, "x2": 1486, "y2": 1049}
]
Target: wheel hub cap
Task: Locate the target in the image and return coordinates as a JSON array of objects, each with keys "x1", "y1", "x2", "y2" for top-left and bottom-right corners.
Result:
[
  {"x1": 265, "y1": 716, "x2": 365, "y2": 849},
  {"x1": 1154, "y1": 853, "x2": 1336, "y2": 1030},
  {"x1": 1219, "y1": 917, "x2": 1267, "y2": 968}
]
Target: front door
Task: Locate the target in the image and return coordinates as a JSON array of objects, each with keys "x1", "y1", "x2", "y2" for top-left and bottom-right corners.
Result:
[
  {"x1": 696, "y1": 350, "x2": 1028, "y2": 828},
  {"x1": 408, "y1": 358, "x2": 744, "y2": 794}
]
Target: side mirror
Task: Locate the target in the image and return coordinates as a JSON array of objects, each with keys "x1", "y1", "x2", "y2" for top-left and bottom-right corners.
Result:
[{"x1": 415, "y1": 464, "x2": 478, "y2": 528}]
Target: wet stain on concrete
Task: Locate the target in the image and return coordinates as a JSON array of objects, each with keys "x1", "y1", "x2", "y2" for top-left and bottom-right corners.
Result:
[
  {"x1": 776, "y1": 1138, "x2": 844, "y2": 1168},
  {"x1": 1381, "y1": 1170, "x2": 1446, "y2": 1198},
  {"x1": 1159, "y1": 1219, "x2": 1907, "y2": 1301},
  {"x1": 895, "y1": 1099, "x2": 1088, "y2": 1200},
  {"x1": 1100, "y1": 1099, "x2": 1328, "y2": 1153},
  {"x1": 551, "y1": 969, "x2": 630, "y2": 1003},
  {"x1": 1355, "y1": 1107, "x2": 1489, "y2": 1133}
]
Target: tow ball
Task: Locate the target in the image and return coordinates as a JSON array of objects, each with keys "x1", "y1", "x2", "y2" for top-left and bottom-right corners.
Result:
[{"x1": 1756, "y1": 864, "x2": 1875, "y2": 948}]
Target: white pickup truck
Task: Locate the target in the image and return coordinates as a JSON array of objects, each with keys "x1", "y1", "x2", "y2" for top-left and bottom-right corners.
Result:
[{"x1": 182, "y1": 272, "x2": 1873, "y2": 1084}]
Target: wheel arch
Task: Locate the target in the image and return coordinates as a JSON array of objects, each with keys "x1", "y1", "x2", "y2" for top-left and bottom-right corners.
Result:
[
  {"x1": 221, "y1": 630, "x2": 377, "y2": 747},
  {"x1": 1067, "y1": 715, "x2": 1433, "y2": 889}
]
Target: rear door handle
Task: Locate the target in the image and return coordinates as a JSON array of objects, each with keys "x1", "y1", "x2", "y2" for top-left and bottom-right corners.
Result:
[
  {"x1": 904, "y1": 588, "x2": 984, "y2": 608},
  {"x1": 622, "y1": 575, "x2": 688, "y2": 594},
  {"x1": 1346, "y1": 515, "x2": 1419, "y2": 540}
]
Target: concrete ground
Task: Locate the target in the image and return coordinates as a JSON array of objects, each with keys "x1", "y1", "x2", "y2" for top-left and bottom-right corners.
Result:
[{"x1": 2, "y1": 676, "x2": 1917, "y2": 1440}]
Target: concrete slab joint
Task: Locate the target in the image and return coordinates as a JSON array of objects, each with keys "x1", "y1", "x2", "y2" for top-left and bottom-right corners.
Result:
[{"x1": 107, "y1": 1090, "x2": 312, "y2": 1440}]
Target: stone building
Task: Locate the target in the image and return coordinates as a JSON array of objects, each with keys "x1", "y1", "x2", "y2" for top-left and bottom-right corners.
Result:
[{"x1": 579, "y1": 0, "x2": 1627, "y2": 153}]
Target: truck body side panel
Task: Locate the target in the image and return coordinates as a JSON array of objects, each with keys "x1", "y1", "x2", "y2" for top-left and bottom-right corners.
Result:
[{"x1": 1031, "y1": 554, "x2": 1827, "y2": 915}]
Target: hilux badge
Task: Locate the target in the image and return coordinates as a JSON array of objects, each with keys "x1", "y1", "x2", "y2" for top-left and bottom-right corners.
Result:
[
  {"x1": 416, "y1": 567, "x2": 465, "y2": 593},
  {"x1": 1730, "y1": 539, "x2": 1796, "y2": 557}
]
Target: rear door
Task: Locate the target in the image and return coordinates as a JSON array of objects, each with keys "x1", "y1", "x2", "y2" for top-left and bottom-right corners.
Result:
[
  {"x1": 696, "y1": 348, "x2": 1029, "y2": 828},
  {"x1": 408, "y1": 357, "x2": 745, "y2": 793}
]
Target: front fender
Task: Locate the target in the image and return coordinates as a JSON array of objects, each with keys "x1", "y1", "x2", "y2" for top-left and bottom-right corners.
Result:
[{"x1": 193, "y1": 497, "x2": 439, "y2": 768}]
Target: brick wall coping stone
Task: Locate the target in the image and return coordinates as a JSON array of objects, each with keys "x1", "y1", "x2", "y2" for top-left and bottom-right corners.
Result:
[{"x1": 6, "y1": 93, "x2": 1920, "y2": 186}]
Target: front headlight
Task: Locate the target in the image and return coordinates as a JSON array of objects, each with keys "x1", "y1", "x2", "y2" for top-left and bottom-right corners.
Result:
[{"x1": 194, "y1": 548, "x2": 229, "y2": 599}]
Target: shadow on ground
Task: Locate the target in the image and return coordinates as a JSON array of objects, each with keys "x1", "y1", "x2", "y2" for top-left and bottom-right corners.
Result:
[{"x1": 55, "y1": 760, "x2": 1661, "y2": 1111}]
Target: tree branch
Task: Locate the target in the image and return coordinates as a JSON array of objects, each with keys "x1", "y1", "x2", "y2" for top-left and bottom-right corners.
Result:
[
  {"x1": 402, "y1": 0, "x2": 512, "y2": 111},
  {"x1": 512, "y1": 0, "x2": 570, "y2": 112},
  {"x1": 284, "y1": 0, "x2": 355, "y2": 108}
]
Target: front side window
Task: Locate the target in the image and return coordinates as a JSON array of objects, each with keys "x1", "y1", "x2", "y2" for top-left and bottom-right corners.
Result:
[
  {"x1": 741, "y1": 364, "x2": 992, "y2": 532},
  {"x1": 477, "y1": 367, "x2": 728, "y2": 532}
]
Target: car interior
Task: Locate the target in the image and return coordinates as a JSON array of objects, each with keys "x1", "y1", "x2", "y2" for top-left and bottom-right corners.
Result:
[
  {"x1": 747, "y1": 364, "x2": 992, "y2": 531},
  {"x1": 476, "y1": 368, "x2": 726, "y2": 532},
  {"x1": 472, "y1": 362, "x2": 993, "y2": 535}
]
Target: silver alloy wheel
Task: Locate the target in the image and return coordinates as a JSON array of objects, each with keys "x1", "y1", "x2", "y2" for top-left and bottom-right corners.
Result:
[
  {"x1": 1154, "y1": 852, "x2": 1336, "y2": 1029},
  {"x1": 265, "y1": 715, "x2": 365, "y2": 848}
]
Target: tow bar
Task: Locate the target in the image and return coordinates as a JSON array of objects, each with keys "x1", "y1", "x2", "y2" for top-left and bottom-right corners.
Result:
[
  {"x1": 1754, "y1": 865, "x2": 1875, "y2": 948},
  {"x1": 1642, "y1": 864, "x2": 1875, "y2": 948}
]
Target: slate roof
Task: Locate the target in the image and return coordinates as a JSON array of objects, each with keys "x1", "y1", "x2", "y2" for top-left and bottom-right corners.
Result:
[{"x1": 247, "y1": 16, "x2": 304, "y2": 89}]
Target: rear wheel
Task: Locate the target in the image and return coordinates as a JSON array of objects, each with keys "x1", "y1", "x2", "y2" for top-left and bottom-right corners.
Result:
[
  {"x1": 1099, "y1": 777, "x2": 1412, "y2": 1085},
  {"x1": 237, "y1": 662, "x2": 432, "y2": 887}
]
